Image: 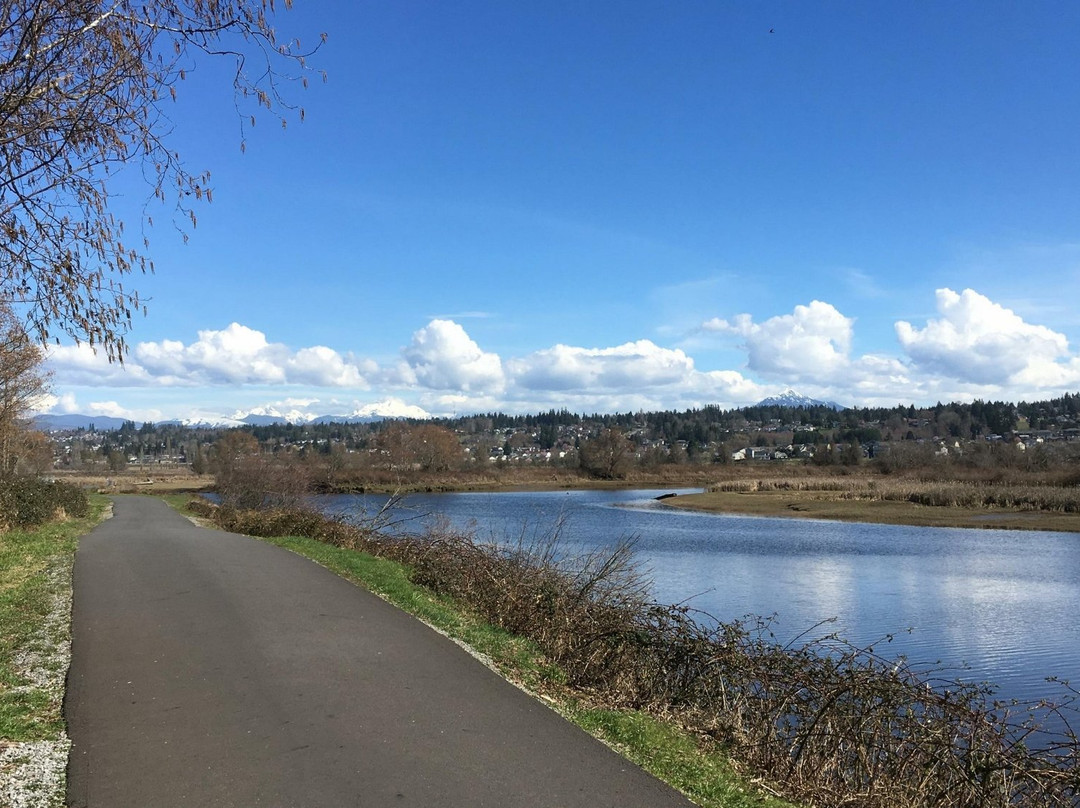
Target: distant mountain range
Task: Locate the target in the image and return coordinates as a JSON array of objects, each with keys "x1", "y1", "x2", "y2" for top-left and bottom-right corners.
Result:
[
  {"x1": 33, "y1": 414, "x2": 132, "y2": 431},
  {"x1": 754, "y1": 389, "x2": 845, "y2": 410},
  {"x1": 34, "y1": 412, "x2": 395, "y2": 431},
  {"x1": 35, "y1": 390, "x2": 844, "y2": 432},
  {"x1": 34, "y1": 399, "x2": 432, "y2": 431}
]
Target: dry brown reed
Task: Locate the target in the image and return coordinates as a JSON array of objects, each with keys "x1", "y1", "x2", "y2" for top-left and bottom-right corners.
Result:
[{"x1": 709, "y1": 476, "x2": 1080, "y2": 513}]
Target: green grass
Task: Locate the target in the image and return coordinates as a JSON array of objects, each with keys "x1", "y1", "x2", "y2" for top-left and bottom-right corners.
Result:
[
  {"x1": 0, "y1": 495, "x2": 108, "y2": 742},
  {"x1": 167, "y1": 496, "x2": 796, "y2": 808},
  {"x1": 570, "y1": 707, "x2": 790, "y2": 808}
]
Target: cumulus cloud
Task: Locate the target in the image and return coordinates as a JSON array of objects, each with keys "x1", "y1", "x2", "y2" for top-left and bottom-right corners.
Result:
[
  {"x1": 136, "y1": 323, "x2": 286, "y2": 385},
  {"x1": 285, "y1": 346, "x2": 370, "y2": 387},
  {"x1": 43, "y1": 286, "x2": 1080, "y2": 419},
  {"x1": 493, "y1": 339, "x2": 766, "y2": 414},
  {"x1": 697, "y1": 299, "x2": 965, "y2": 405},
  {"x1": 46, "y1": 343, "x2": 156, "y2": 386},
  {"x1": 48, "y1": 323, "x2": 373, "y2": 389},
  {"x1": 896, "y1": 288, "x2": 1075, "y2": 386},
  {"x1": 87, "y1": 400, "x2": 163, "y2": 421},
  {"x1": 400, "y1": 319, "x2": 505, "y2": 392},
  {"x1": 703, "y1": 300, "x2": 853, "y2": 381},
  {"x1": 509, "y1": 340, "x2": 695, "y2": 391},
  {"x1": 31, "y1": 392, "x2": 79, "y2": 415}
]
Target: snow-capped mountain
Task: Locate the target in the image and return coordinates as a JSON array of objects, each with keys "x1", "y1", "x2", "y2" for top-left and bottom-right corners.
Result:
[
  {"x1": 341, "y1": 399, "x2": 430, "y2": 421},
  {"x1": 35, "y1": 398, "x2": 436, "y2": 431},
  {"x1": 219, "y1": 399, "x2": 432, "y2": 425},
  {"x1": 755, "y1": 388, "x2": 845, "y2": 410},
  {"x1": 229, "y1": 406, "x2": 319, "y2": 426},
  {"x1": 173, "y1": 415, "x2": 247, "y2": 429}
]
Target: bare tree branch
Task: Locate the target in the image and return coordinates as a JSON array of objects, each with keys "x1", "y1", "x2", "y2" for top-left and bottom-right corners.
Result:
[{"x1": 0, "y1": 0, "x2": 323, "y2": 360}]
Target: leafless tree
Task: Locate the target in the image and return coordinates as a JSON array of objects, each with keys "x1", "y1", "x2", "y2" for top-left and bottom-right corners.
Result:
[
  {"x1": 210, "y1": 429, "x2": 310, "y2": 510},
  {"x1": 0, "y1": 0, "x2": 324, "y2": 359},
  {"x1": 0, "y1": 303, "x2": 49, "y2": 475},
  {"x1": 374, "y1": 422, "x2": 464, "y2": 473},
  {"x1": 579, "y1": 427, "x2": 633, "y2": 479}
]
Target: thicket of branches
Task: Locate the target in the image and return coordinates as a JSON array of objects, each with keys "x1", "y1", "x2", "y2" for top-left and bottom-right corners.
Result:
[
  {"x1": 1, "y1": 0, "x2": 323, "y2": 358},
  {"x1": 210, "y1": 428, "x2": 308, "y2": 510},
  {"x1": 0, "y1": 475, "x2": 87, "y2": 529},
  {"x1": 0, "y1": 302, "x2": 48, "y2": 477}
]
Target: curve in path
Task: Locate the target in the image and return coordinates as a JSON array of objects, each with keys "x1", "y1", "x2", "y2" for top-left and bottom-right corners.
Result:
[{"x1": 66, "y1": 496, "x2": 695, "y2": 807}]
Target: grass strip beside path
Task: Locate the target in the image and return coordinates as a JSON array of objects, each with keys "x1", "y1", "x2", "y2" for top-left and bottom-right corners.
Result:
[
  {"x1": 161, "y1": 494, "x2": 795, "y2": 808},
  {"x1": 0, "y1": 496, "x2": 108, "y2": 808}
]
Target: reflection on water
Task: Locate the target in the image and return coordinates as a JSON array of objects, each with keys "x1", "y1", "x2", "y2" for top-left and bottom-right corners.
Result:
[{"x1": 318, "y1": 488, "x2": 1080, "y2": 709}]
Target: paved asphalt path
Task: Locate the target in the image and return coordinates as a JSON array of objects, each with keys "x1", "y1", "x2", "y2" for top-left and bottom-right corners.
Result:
[{"x1": 66, "y1": 497, "x2": 696, "y2": 807}]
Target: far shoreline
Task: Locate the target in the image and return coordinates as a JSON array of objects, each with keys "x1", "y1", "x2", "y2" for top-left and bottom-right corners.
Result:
[
  {"x1": 55, "y1": 468, "x2": 1080, "y2": 534},
  {"x1": 662, "y1": 490, "x2": 1080, "y2": 534}
]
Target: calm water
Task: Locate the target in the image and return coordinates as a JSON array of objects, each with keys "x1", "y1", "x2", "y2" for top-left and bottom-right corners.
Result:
[{"x1": 318, "y1": 488, "x2": 1080, "y2": 711}]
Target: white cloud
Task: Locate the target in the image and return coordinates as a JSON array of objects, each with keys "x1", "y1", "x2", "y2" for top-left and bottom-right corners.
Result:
[
  {"x1": 509, "y1": 340, "x2": 695, "y2": 391},
  {"x1": 49, "y1": 324, "x2": 373, "y2": 389},
  {"x1": 401, "y1": 319, "x2": 505, "y2": 392},
  {"x1": 136, "y1": 323, "x2": 287, "y2": 385},
  {"x1": 42, "y1": 286, "x2": 1080, "y2": 420},
  {"x1": 896, "y1": 288, "x2": 1075, "y2": 386},
  {"x1": 692, "y1": 369, "x2": 768, "y2": 402},
  {"x1": 32, "y1": 392, "x2": 79, "y2": 415},
  {"x1": 46, "y1": 343, "x2": 156, "y2": 386},
  {"x1": 285, "y1": 346, "x2": 370, "y2": 387},
  {"x1": 503, "y1": 339, "x2": 766, "y2": 412},
  {"x1": 704, "y1": 300, "x2": 853, "y2": 381},
  {"x1": 86, "y1": 401, "x2": 164, "y2": 422},
  {"x1": 696, "y1": 297, "x2": 1030, "y2": 406}
]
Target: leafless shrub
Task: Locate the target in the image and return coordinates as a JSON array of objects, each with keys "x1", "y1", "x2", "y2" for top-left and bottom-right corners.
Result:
[{"x1": 211, "y1": 432, "x2": 312, "y2": 513}]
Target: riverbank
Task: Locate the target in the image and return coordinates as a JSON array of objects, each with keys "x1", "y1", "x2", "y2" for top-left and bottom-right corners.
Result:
[
  {"x1": 173, "y1": 495, "x2": 795, "y2": 808},
  {"x1": 347, "y1": 469, "x2": 1080, "y2": 534},
  {"x1": 188, "y1": 497, "x2": 1079, "y2": 807},
  {"x1": 318, "y1": 466, "x2": 719, "y2": 494},
  {"x1": 62, "y1": 465, "x2": 1080, "y2": 533}
]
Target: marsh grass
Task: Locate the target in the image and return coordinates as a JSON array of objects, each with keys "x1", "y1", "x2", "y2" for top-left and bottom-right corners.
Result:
[{"x1": 709, "y1": 476, "x2": 1080, "y2": 513}]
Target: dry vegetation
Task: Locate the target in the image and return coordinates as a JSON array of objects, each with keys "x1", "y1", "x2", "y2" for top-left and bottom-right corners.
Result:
[
  {"x1": 708, "y1": 474, "x2": 1080, "y2": 511},
  {"x1": 663, "y1": 467, "x2": 1080, "y2": 533}
]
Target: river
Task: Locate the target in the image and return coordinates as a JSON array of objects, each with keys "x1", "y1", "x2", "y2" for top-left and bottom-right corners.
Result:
[{"x1": 316, "y1": 487, "x2": 1080, "y2": 714}]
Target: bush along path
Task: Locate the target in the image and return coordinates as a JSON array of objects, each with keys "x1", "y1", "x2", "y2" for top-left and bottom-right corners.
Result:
[
  {"x1": 196, "y1": 498, "x2": 1080, "y2": 808},
  {"x1": 0, "y1": 491, "x2": 105, "y2": 808}
]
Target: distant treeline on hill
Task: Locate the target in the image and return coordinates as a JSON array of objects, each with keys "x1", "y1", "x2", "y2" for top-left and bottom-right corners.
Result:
[
  {"x1": 44, "y1": 393, "x2": 1080, "y2": 472},
  {"x1": 443, "y1": 393, "x2": 1080, "y2": 444}
]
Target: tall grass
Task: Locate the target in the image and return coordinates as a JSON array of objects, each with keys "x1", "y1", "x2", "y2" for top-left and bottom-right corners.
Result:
[
  {"x1": 197, "y1": 498, "x2": 1080, "y2": 808},
  {"x1": 708, "y1": 476, "x2": 1080, "y2": 513}
]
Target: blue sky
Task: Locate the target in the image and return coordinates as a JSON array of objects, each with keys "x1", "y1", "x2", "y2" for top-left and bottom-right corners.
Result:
[{"x1": 41, "y1": 1, "x2": 1080, "y2": 422}]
